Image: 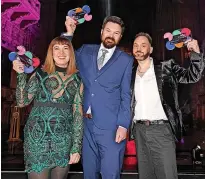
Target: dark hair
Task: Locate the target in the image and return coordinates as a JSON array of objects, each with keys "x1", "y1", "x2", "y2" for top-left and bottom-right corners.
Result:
[
  {"x1": 102, "y1": 16, "x2": 125, "y2": 35},
  {"x1": 134, "y1": 32, "x2": 152, "y2": 45}
]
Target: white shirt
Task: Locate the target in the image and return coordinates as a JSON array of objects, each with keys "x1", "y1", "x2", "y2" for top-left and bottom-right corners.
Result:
[
  {"x1": 86, "y1": 44, "x2": 116, "y2": 114},
  {"x1": 97, "y1": 43, "x2": 116, "y2": 66},
  {"x1": 134, "y1": 58, "x2": 168, "y2": 121}
]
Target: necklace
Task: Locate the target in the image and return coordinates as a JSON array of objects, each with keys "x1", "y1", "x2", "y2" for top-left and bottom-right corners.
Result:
[{"x1": 137, "y1": 67, "x2": 147, "y2": 73}]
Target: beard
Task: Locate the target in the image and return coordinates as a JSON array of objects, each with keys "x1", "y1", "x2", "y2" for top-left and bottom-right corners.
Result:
[
  {"x1": 133, "y1": 51, "x2": 150, "y2": 61},
  {"x1": 102, "y1": 37, "x2": 117, "y2": 49}
]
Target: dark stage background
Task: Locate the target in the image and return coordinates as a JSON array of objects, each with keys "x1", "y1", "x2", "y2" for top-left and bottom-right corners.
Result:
[{"x1": 1, "y1": 0, "x2": 205, "y2": 176}]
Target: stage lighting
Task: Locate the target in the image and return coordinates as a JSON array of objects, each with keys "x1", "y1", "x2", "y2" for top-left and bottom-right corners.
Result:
[{"x1": 192, "y1": 145, "x2": 204, "y2": 167}]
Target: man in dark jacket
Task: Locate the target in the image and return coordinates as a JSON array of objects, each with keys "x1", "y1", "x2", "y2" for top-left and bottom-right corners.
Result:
[{"x1": 131, "y1": 32, "x2": 204, "y2": 179}]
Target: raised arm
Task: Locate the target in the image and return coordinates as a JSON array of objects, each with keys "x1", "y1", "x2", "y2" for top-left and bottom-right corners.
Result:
[
  {"x1": 171, "y1": 39, "x2": 204, "y2": 83},
  {"x1": 171, "y1": 52, "x2": 204, "y2": 83}
]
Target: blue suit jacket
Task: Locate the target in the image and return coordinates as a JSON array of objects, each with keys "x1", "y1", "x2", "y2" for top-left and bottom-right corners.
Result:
[{"x1": 75, "y1": 44, "x2": 133, "y2": 130}]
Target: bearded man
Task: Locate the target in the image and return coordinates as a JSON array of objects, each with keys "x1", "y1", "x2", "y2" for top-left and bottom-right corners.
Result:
[
  {"x1": 62, "y1": 16, "x2": 133, "y2": 179},
  {"x1": 130, "y1": 32, "x2": 204, "y2": 179}
]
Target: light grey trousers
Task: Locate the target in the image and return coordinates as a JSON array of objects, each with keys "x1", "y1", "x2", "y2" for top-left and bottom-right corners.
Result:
[{"x1": 134, "y1": 123, "x2": 178, "y2": 179}]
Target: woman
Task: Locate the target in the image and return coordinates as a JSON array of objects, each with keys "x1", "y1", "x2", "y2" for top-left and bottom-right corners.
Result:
[{"x1": 13, "y1": 37, "x2": 83, "y2": 179}]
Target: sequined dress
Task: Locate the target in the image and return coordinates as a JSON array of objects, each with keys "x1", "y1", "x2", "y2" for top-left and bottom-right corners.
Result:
[{"x1": 16, "y1": 68, "x2": 83, "y2": 173}]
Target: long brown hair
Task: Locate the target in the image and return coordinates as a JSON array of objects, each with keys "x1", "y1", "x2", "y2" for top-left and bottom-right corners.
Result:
[{"x1": 43, "y1": 36, "x2": 77, "y2": 75}]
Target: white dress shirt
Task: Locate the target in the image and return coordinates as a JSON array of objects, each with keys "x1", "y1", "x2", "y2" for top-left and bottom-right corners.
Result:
[
  {"x1": 97, "y1": 43, "x2": 116, "y2": 65},
  {"x1": 134, "y1": 58, "x2": 168, "y2": 121}
]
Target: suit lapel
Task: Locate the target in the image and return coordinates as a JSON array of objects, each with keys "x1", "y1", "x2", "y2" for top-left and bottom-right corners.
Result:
[
  {"x1": 131, "y1": 64, "x2": 137, "y2": 90},
  {"x1": 97, "y1": 48, "x2": 121, "y2": 77},
  {"x1": 154, "y1": 62, "x2": 163, "y2": 102},
  {"x1": 92, "y1": 45, "x2": 100, "y2": 75},
  {"x1": 131, "y1": 64, "x2": 137, "y2": 108}
]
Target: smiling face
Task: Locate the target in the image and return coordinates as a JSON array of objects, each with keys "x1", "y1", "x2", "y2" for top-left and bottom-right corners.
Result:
[
  {"x1": 133, "y1": 36, "x2": 153, "y2": 61},
  {"x1": 101, "y1": 22, "x2": 122, "y2": 49},
  {"x1": 52, "y1": 44, "x2": 70, "y2": 68}
]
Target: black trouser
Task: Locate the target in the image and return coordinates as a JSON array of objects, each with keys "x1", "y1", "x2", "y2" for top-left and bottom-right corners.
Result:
[{"x1": 134, "y1": 122, "x2": 178, "y2": 179}]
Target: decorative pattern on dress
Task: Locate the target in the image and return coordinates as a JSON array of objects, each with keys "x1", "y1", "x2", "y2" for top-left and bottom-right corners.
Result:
[{"x1": 16, "y1": 69, "x2": 83, "y2": 173}]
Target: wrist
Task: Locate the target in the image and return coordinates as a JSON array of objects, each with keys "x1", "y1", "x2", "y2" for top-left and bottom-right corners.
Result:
[
  {"x1": 118, "y1": 126, "x2": 127, "y2": 130},
  {"x1": 62, "y1": 32, "x2": 73, "y2": 36}
]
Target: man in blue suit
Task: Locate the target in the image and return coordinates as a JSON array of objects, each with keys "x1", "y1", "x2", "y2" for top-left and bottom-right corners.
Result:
[{"x1": 62, "y1": 16, "x2": 133, "y2": 179}]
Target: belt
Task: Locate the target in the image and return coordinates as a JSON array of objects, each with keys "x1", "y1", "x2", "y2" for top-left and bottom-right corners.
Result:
[
  {"x1": 137, "y1": 120, "x2": 168, "y2": 126},
  {"x1": 33, "y1": 101, "x2": 71, "y2": 109},
  {"x1": 83, "y1": 113, "x2": 92, "y2": 119}
]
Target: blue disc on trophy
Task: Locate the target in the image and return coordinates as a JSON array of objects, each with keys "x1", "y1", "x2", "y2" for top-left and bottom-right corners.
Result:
[{"x1": 166, "y1": 41, "x2": 175, "y2": 50}]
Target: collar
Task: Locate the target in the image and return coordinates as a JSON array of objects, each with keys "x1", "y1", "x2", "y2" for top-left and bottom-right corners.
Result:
[
  {"x1": 99, "y1": 43, "x2": 116, "y2": 54},
  {"x1": 137, "y1": 57, "x2": 154, "y2": 71},
  {"x1": 55, "y1": 65, "x2": 67, "y2": 73},
  {"x1": 150, "y1": 57, "x2": 154, "y2": 69}
]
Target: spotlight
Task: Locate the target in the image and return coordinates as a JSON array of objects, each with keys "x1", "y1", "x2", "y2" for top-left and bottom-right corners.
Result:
[{"x1": 192, "y1": 145, "x2": 205, "y2": 167}]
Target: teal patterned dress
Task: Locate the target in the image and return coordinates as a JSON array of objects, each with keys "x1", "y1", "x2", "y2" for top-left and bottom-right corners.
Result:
[{"x1": 16, "y1": 68, "x2": 83, "y2": 173}]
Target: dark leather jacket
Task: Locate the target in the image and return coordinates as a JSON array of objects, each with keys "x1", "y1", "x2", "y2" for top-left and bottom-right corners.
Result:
[{"x1": 130, "y1": 52, "x2": 204, "y2": 141}]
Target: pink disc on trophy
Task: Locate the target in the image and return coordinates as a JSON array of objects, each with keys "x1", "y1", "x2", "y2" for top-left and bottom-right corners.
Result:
[
  {"x1": 181, "y1": 28, "x2": 191, "y2": 36},
  {"x1": 164, "y1": 32, "x2": 173, "y2": 41},
  {"x1": 17, "y1": 46, "x2": 26, "y2": 55},
  {"x1": 84, "y1": 14, "x2": 92, "y2": 21}
]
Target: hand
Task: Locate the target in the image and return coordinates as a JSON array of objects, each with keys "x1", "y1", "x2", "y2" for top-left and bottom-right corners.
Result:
[
  {"x1": 115, "y1": 127, "x2": 127, "y2": 143},
  {"x1": 65, "y1": 16, "x2": 77, "y2": 35},
  {"x1": 13, "y1": 58, "x2": 24, "y2": 73},
  {"x1": 185, "y1": 39, "x2": 200, "y2": 53},
  {"x1": 69, "y1": 153, "x2": 80, "y2": 164}
]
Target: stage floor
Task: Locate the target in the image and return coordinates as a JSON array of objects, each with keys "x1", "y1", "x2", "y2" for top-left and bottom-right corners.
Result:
[
  {"x1": 1, "y1": 129, "x2": 205, "y2": 178},
  {"x1": 1, "y1": 172, "x2": 205, "y2": 179},
  {"x1": 2, "y1": 155, "x2": 205, "y2": 179}
]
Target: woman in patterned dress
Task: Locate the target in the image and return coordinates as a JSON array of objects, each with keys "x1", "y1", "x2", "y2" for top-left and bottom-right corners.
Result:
[{"x1": 13, "y1": 37, "x2": 83, "y2": 179}]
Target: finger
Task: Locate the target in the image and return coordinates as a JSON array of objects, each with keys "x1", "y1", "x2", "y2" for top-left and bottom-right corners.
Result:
[
  {"x1": 13, "y1": 63, "x2": 24, "y2": 72},
  {"x1": 187, "y1": 39, "x2": 197, "y2": 46},
  {"x1": 66, "y1": 16, "x2": 76, "y2": 23},
  {"x1": 184, "y1": 39, "x2": 192, "y2": 45},
  {"x1": 71, "y1": 154, "x2": 80, "y2": 164},
  {"x1": 71, "y1": 155, "x2": 77, "y2": 163},
  {"x1": 118, "y1": 138, "x2": 123, "y2": 143},
  {"x1": 19, "y1": 66, "x2": 24, "y2": 71},
  {"x1": 75, "y1": 156, "x2": 80, "y2": 163},
  {"x1": 69, "y1": 154, "x2": 74, "y2": 164},
  {"x1": 14, "y1": 60, "x2": 24, "y2": 66},
  {"x1": 116, "y1": 134, "x2": 121, "y2": 143},
  {"x1": 115, "y1": 132, "x2": 119, "y2": 143},
  {"x1": 186, "y1": 41, "x2": 194, "y2": 48},
  {"x1": 16, "y1": 63, "x2": 24, "y2": 69},
  {"x1": 187, "y1": 44, "x2": 194, "y2": 51},
  {"x1": 72, "y1": 156, "x2": 79, "y2": 164}
]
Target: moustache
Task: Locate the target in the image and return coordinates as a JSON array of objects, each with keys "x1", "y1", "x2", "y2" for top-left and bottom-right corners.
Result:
[
  {"x1": 105, "y1": 37, "x2": 115, "y2": 42},
  {"x1": 135, "y1": 51, "x2": 144, "y2": 55}
]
